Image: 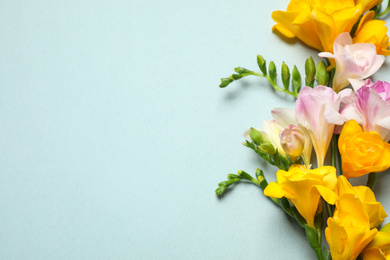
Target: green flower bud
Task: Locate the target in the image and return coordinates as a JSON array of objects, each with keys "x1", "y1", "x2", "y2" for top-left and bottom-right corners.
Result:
[
  {"x1": 234, "y1": 67, "x2": 252, "y2": 74},
  {"x1": 305, "y1": 57, "x2": 316, "y2": 87},
  {"x1": 249, "y1": 127, "x2": 264, "y2": 146},
  {"x1": 219, "y1": 78, "x2": 233, "y2": 88},
  {"x1": 257, "y1": 55, "x2": 267, "y2": 75},
  {"x1": 231, "y1": 74, "x2": 243, "y2": 80},
  {"x1": 269, "y1": 61, "x2": 277, "y2": 82},
  {"x1": 281, "y1": 62, "x2": 290, "y2": 90},
  {"x1": 292, "y1": 66, "x2": 301, "y2": 94},
  {"x1": 215, "y1": 184, "x2": 226, "y2": 196},
  {"x1": 315, "y1": 61, "x2": 329, "y2": 86},
  {"x1": 258, "y1": 141, "x2": 276, "y2": 155}
]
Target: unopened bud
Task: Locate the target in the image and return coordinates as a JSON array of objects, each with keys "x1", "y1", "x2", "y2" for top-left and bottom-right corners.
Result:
[
  {"x1": 258, "y1": 141, "x2": 276, "y2": 155},
  {"x1": 249, "y1": 127, "x2": 264, "y2": 146},
  {"x1": 269, "y1": 61, "x2": 277, "y2": 82},
  {"x1": 281, "y1": 62, "x2": 290, "y2": 90},
  {"x1": 315, "y1": 61, "x2": 329, "y2": 86},
  {"x1": 305, "y1": 57, "x2": 316, "y2": 87},
  {"x1": 257, "y1": 55, "x2": 267, "y2": 75},
  {"x1": 292, "y1": 66, "x2": 301, "y2": 93},
  {"x1": 280, "y1": 125, "x2": 305, "y2": 162}
]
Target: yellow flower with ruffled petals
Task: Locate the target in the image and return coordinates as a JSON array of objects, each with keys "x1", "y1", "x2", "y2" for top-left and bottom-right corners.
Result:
[
  {"x1": 264, "y1": 165, "x2": 338, "y2": 228},
  {"x1": 272, "y1": 0, "x2": 382, "y2": 53},
  {"x1": 326, "y1": 192, "x2": 378, "y2": 260},
  {"x1": 354, "y1": 11, "x2": 390, "y2": 56},
  {"x1": 336, "y1": 175, "x2": 387, "y2": 229},
  {"x1": 339, "y1": 120, "x2": 390, "y2": 178},
  {"x1": 363, "y1": 223, "x2": 390, "y2": 260}
]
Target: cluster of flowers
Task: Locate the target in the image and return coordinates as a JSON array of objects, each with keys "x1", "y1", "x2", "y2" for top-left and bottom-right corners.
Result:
[{"x1": 215, "y1": 1, "x2": 390, "y2": 259}]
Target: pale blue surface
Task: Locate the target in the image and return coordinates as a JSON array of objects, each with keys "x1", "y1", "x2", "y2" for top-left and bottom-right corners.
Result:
[{"x1": 1, "y1": 0, "x2": 390, "y2": 259}]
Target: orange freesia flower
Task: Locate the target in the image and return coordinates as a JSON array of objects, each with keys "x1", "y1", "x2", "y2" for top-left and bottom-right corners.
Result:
[
  {"x1": 326, "y1": 192, "x2": 377, "y2": 260},
  {"x1": 362, "y1": 223, "x2": 390, "y2": 260},
  {"x1": 354, "y1": 11, "x2": 390, "y2": 56},
  {"x1": 264, "y1": 165, "x2": 338, "y2": 228},
  {"x1": 271, "y1": 0, "x2": 382, "y2": 53},
  {"x1": 338, "y1": 120, "x2": 390, "y2": 178},
  {"x1": 336, "y1": 176, "x2": 387, "y2": 229}
]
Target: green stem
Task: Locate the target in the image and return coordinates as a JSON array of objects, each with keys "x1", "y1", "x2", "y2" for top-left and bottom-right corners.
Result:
[
  {"x1": 367, "y1": 172, "x2": 379, "y2": 189},
  {"x1": 331, "y1": 135, "x2": 337, "y2": 168},
  {"x1": 252, "y1": 72, "x2": 298, "y2": 97},
  {"x1": 325, "y1": 203, "x2": 333, "y2": 218},
  {"x1": 377, "y1": 0, "x2": 390, "y2": 18}
]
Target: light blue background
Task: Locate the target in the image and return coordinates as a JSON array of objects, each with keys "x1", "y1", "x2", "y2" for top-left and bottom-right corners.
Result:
[{"x1": 1, "y1": 0, "x2": 390, "y2": 259}]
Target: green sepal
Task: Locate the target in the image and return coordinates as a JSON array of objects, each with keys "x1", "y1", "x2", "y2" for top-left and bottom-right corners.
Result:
[
  {"x1": 279, "y1": 197, "x2": 294, "y2": 217},
  {"x1": 304, "y1": 225, "x2": 323, "y2": 260},
  {"x1": 291, "y1": 205, "x2": 306, "y2": 227},
  {"x1": 322, "y1": 247, "x2": 331, "y2": 260}
]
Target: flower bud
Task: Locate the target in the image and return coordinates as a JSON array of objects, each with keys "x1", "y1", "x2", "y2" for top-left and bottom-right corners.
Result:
[
  {"x1": 257, "y1": 55, "x2": 267, "y2": 75},
  {"x1": 258, "y1": 141, "x2": 276, "y2": 155},
  {"x1": 280, "y1": 125, "x2": 305, "y2": 162},
  {"x1": 281, "y1": 62, "x2": 290, "y2": 90},
  {"x1": 292, "y1": 65, "x2": 301, "y2": 94},
  {"x1": 269, "y1": 61, "x2": 277, "y2": 82},
  {"x1": 315, "y1": 61, "x2": 329, "y2": 86},
  {"x1": 305, "y1": 57, "x2": 316, "y2": 87},
  {"x1": 249, "y1": 127, "x2": 264, "y2": 146}
]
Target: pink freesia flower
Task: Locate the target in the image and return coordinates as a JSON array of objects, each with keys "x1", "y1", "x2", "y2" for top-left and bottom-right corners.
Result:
[
  {"x1": 340, "y1": 80, "x2": 390, "y2": 142},
  {"x1": 319, "y1": 32, "x2": 385, "y2": 93},
  {"x1": 271, "y1": 108, "x2": 312, "y2": 166},
  {"x1": 280, "y1": 125, "x2": 305, "y2": 162},
  {"x1": 296, "y1": 86, "x2": 344, "y2": 167}
]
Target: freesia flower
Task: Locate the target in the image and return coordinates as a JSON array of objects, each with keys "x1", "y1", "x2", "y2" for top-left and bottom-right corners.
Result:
[
  {"x1": 264, "y1": 165, "x2": 338, "y2": 228},
  {"x1": 326, "y1": 192, "x2": 377, "y2": 260},
  {"x1": 336, "y1": 175, "x2": 387, "y2": 229},
  {"x1": 319, "y1": 32, "x2": 385, "y2": 93},
  {"x1": 338, "y1": 120, "x2": 390, "y2": 178},
  {"x1": 280, "y1": 125, "x2": 305, "y2": 162},
  {"x1": 354, "y1": 11, "x2": 390, "y2": 56},
  {"x1": 271, "y1": 0, "x2": 381, "y2": 53},
  {"x1": 271, "y1": 108, "x2": 313, "y2": 165},
  {"x1": 362, "y1": 223, "x2": 390, "y2": 260},
  {"x1": 340, "y1": 82, "x2": 390, "y2": 142},
  {"x1": 296, "y1": 86, "x2": 344, "y2": 167}
]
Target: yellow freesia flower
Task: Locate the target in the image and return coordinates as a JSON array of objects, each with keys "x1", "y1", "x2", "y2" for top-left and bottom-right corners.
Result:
[
  {"x1": 363, "y1": 223, "x2": 390, "y2": 260},
  {"x1": 326, "y1": 192, "x2": 378, "y2": 260},
  {"x1": 264, "y1": 165, "x2": 338, "y2": 228},
  {"x1": 338, "y1": 120, "x2": 390, "y2": 178},
  {"x1": 336, "y1": 175, "x2": 387, "y2": 229},
  {"x1": 271, "y1": 0, "x2": 382, "y2": 53},
  {"x1": 354, "y1": 11, "x2": 390, "y2": 56}
]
